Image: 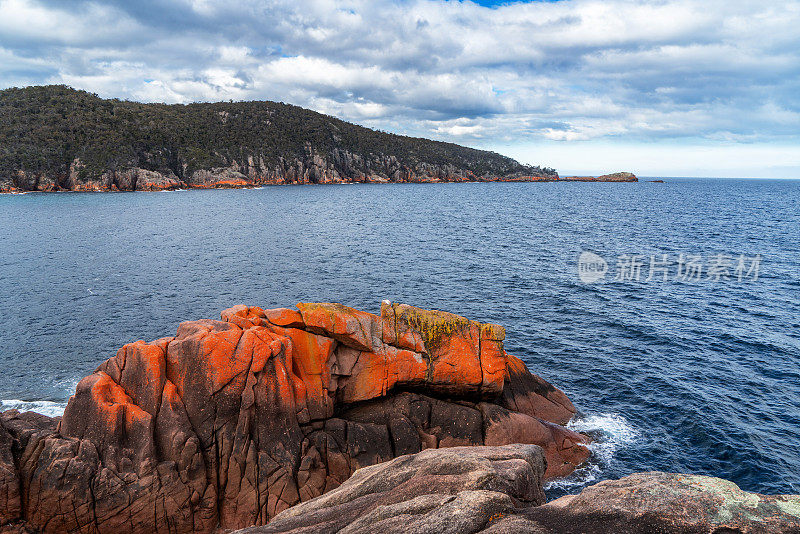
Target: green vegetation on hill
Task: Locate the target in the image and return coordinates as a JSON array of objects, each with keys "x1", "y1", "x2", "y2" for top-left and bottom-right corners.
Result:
[{"x1": 0, "y1": 85, "x2": 556, "y2": 188}]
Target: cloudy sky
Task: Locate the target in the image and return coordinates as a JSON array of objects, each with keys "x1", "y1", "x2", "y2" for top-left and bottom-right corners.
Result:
[{"x1": 1, "y1": 0, "x2": 799, "y2": 177}]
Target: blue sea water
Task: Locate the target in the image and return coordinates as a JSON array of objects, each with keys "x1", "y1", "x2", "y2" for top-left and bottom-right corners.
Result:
[{"x1": 1, "y1": 178, "x2": 798, "y2": 498}]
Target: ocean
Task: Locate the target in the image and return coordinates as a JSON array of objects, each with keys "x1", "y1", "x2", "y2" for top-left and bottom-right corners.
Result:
[{"x1": 1, "y1": 178, "x2": 798, "y2": 498}]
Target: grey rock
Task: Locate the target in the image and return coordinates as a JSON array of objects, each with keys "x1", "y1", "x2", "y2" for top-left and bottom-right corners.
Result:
[
  {"x1": 236, "y1": 455, "x2": 800, "y2": 534},
  {"x1": 238, "y1": 444, "x2": 546, "y2": 534},
  {"x1": 519, "y1": 472, "x2": 800, "y2": 534}
]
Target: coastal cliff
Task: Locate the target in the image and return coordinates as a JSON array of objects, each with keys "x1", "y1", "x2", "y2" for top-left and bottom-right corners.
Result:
[
  {"x1": 0, "y1": 302, "x2": 589, "y2": 533},
  {"x1": 0, "y1": 86, "x2": 559, "y2": 193}
]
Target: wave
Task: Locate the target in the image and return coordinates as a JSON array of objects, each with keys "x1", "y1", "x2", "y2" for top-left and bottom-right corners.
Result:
[
  {"x1": 544, "y1": 412, "x2": 639, "y2": 493},
  {"x1": 0, "y1": 399, "x2": 68, "y2": 417}
]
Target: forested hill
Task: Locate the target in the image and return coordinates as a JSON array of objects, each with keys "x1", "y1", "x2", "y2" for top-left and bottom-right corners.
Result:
[{"x1": 0, "y1": 85, "x2": 558, "y2": 192}]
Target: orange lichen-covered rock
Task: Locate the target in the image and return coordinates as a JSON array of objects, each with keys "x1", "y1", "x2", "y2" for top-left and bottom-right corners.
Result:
[
  {"x1": 380, "y1": 302, "x2": 507, "y2": 395},
  {"x1": 263, "y1": 308, "x2": 305, "y2": 329},
  {"x1": 297, "y1": 302, "x2": 381, "y2": 351},
  {"x1": 221, "y1": 305, "x2": 306, "y2": 330},
  {"x1": 335, "y1": 346, "x2": 428, "y2": 404},
  {"x1": 0, "y1": 301, "x2": 589, "y2": 534}
]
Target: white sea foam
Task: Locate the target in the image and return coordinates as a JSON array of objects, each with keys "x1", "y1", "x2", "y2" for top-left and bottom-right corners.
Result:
[
  {"x1": 0, "y1": 399, "x2": 68, "y2": 417},
  {"x1": 544, "y1": 412, "x2": 639, "y2": 492}
]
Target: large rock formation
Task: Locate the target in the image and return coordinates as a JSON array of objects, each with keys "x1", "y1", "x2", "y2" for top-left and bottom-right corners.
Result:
[
  {"x1": 0, "y1": 302, "x2": 589, "y2": 533},
  {"x1": 237, "y1": 445, "x2": 800, "y2": 534}
]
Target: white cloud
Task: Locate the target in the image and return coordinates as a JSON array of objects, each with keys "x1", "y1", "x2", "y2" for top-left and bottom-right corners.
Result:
[
  {"x1": 0, "y1": 0, "x2": 144, "y2": 46},
  {"x1": 0, "y1": 0, "x2": 798, "y2": 176}
]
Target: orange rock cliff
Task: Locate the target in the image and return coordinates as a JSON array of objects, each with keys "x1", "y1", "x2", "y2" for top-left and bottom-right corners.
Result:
[{"x1": 0, "y1": 301, "x2": 590, "y2": 533}]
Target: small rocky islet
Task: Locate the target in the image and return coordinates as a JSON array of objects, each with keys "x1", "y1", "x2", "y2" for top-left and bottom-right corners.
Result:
[{"x1": 1, "y1": 302, "x2": 796, "y2": 533}]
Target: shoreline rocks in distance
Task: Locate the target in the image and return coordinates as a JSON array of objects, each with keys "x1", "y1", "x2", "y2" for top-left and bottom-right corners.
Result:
[
  {"x1": 0, "y1": 166, "x2": 565, "y2": 193},
  {"x1": 0, "y1": 169, "x2": 639, "y2": 193},
  {"x1": 0, "y1": 301, "x2": 589, "y2": 533}
]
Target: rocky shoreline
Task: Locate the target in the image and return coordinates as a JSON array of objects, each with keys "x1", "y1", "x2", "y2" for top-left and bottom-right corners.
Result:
[
  {"x1": 0, "y1": 159, "x2": 548, "y2": 193},
  {"x1": 1, "y1": 301, "x2": 791, "y2": 533},
  {"x1": 0, "y1": 169, "x2": 637, "y2": 193}
]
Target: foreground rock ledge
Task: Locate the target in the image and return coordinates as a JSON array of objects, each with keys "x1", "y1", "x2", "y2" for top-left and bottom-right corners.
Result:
[
  {"x1": 239, "y1": 444, "x2": 547, "y2": 534},
  {"x1": 238, "y1": 445, "x2": 800, "y2": 534},
  {"x1": 0, "y1": 301, "x2": 589, "y2": 533}
]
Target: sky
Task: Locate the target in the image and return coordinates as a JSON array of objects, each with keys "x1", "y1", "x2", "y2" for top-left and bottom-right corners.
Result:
[{"x1": 0, "y1": 0, "x2": 799, "y2": 177}]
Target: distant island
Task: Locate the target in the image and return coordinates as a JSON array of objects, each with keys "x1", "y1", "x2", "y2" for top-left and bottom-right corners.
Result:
[
  {"x1": 561, "y1": 172, "x2": 638, "y2": 182},
  {"x1": 0, "y1": 85, "x2": 635, "y2": 192}
]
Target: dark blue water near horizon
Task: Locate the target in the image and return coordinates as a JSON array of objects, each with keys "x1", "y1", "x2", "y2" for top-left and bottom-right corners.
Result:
[{"x1": 1, "y1": 178, "x2": 798, "y2": 498}]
